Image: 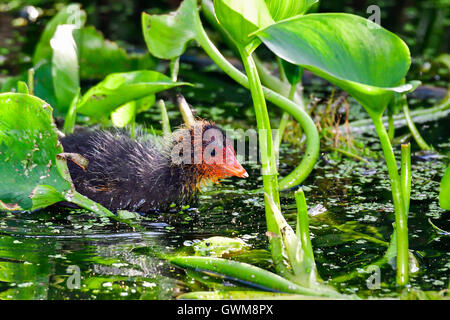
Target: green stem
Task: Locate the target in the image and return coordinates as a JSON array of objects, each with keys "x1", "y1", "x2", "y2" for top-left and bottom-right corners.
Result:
[
  {"x1": 402, "y1": 98, "x2": 433, "y2": 151},
  {"x1": 371, "y1": 114, "x2": 409, "y2": 286},
  {"x1": 170, "y1": 57, "x2": 180, "y2": 82},
  {"x1": 238, "y1": 44, "x2": 286, "y2": 276},
  {"x1": 193, "y1": 13, "x2": 319, "y2": 189},
  {"x1": 158, "y1": 99, "x2": 171, "y2": 135},
  {"x1": 27, "y1": 68, "x2": 34, "y2": 95},
  {"x1": 401, "y1": 143, "x2": 411, "y2": 215}
]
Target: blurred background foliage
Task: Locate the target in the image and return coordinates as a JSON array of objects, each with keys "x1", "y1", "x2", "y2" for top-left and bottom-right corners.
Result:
[{"x1": 0, "y1": 0, "x2": 448, "y2": 80}]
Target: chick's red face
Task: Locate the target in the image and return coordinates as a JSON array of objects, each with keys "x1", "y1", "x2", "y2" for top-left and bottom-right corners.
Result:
[{"x1": 202, "y1": 133, "x2": 248, "y2": 180}]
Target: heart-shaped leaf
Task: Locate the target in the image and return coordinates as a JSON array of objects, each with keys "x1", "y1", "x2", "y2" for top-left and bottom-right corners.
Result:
[
  {"x1": 141, "y1": 0, "x2": 198, "y2": 60},
  {"x1": 265, "y1": 0, "x2": 318, "y2": 21},
  {"x1": 77, "y1": 70, "x2": 188, "y2": 118},
  {"x1": 257, "y1": 13, "x2": 416, "y2": 116},
  {"x1": 0, "y1": 93, "x2": 113, "y2": 217},
  {"x1": 440, "y1": 166, "x2": 450, "y2": 210},
  {"x1": 80, "y1": 26, "x2": 155, "y2": 80},
  {"x1": 214, "y1": 0, "x2": 274, "y2": 46}
]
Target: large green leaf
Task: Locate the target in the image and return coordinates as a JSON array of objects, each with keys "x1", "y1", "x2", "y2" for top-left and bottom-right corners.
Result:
[
  {"x1": 440, "y1": 166, "x2": 450, "y2": 210},
  {"x1": 80, "y1": 26, "x2": 155, "y2": 80},
  {"x1": 214, "y1": 0, "x2": 274, "y2": 45},
  {"x1": 50, "y1": 25, "x2": 80, "y2": 113},
  {"x1": 141, "y1": 0, "x2": 198, "y2": 60},
  {"x1": 77, "y1": 70, "x2": 187, "y2": 118},
  {"x1": 33, "y1": 4, "x2": 86, "y2": 65},
  {"x1": 0, "y1": 93, "x2": 71, "y2": 210},
  {"x1": 265, "y1": 0, "x2": 318, "y2": 21},
  {"x1": 257, "y1": 13, "x2": 415, "y2": 116},
  {"x1": 0, "y1": 93, "x2": 113, "y2": 217}
]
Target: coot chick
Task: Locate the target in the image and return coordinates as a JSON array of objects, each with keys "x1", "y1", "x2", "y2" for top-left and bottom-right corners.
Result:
[{"x1": 60, "y1": 121, "x2": 248, "y2": 213}]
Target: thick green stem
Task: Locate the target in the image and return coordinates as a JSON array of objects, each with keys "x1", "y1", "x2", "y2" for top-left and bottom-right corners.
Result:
[
  {"x1": 401, "y1": 143, "x2": 411, "y2": 215},
  {"x1": 371, "y1": 114, "x2": 409, "y2": 286},
  {"x1": 239, "y1": 45, "x2": 286, "y2": 276},
  {"x1": 402, "y1": 98, "x2": 433, "y2": 151},
  {"x1": 193, "y1": 14, "x2": 319, "y2": 189}
]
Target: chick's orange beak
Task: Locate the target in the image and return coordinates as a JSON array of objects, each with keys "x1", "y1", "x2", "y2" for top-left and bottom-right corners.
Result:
[{"x1": 222, "y1": 146, "x2": 248, "y2": 178}]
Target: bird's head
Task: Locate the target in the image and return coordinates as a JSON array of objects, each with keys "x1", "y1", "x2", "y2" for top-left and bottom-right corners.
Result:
[{"x1": 171, "y1": 120, "x2": 248, "y2": 184}]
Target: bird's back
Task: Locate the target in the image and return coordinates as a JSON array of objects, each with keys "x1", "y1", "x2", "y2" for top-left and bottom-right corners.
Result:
[{"x1": 60, "y1": 130, "x2": 194, "y2": 212}]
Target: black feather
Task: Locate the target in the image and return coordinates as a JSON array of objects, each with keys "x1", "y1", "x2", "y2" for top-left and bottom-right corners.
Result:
[{"x1": 60, "y1": 127, "x2": 218, "y2": 213}]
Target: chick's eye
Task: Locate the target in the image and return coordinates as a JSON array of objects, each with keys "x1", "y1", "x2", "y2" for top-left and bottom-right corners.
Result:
[{"x1": 210, "y1": 149, "x2": 216, "y2": 157}]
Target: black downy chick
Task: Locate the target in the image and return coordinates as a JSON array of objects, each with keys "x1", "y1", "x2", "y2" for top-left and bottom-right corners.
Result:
[{"x1": 60, "y1": 121, "x2": 248, "y2": 213}]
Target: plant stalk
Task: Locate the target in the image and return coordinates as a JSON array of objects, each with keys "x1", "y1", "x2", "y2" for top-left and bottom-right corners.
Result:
[
  {"x1": 238, "y1": 44, "x2": 286, "y2": 276},
  {"x1": 371, "y1": 114, "x2": 409, "y2": 286},
  {"x1": 401, "y1": 143, "x2": 411, "y2": 215}
]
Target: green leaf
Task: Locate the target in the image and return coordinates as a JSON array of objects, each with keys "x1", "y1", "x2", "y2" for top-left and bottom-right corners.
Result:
[
  {"x1": 63, "y1": 89, "x2": 80, "y2": 134},
  {"x1": 0, "y1": 93, "x2": 114, "y2": 217},
  {"x1": 265, "y1": 0, "x2": 318, "y2": 21},
  {"x1": 111, "y1": 95, "x2": 156, "y2": 128},
  {"x1": 33, "y1": 62, "x2": 58, "y2": 109},
  {"x1": 257, "y1": 13, "x2": 415, "y2": 116},
  {"x1": 0, "y1": 93, "x2": 71, "y2": 210},
  {"x1": 111, "y1": 101, "x2": 137, "y2": 128},
  {"x1": 16, "y1": 81, "x2": 29, "y2": 94},
  {"x1": 33, "y1": 4, "x2": 86, "y2": 65},
  {"x1": 79, "y1": 26, "x2": 156, "y2": 80},
  {"x1": 214, "y1": 0, "x2": 274, "y2": 46},
  {"x1": 77, "y1": 70, "x2": 188, "y2": 118},
  {"x1": 439, "y1": 166, "x2": 450, "y2": 210},
  {"x1": 170, "y1": 256, "x2": 349, "y2": 298},
  {"x1": 171, "y1": 256, "x2": 314, "y2": 295},
  {"x1": 280, "y1": 59, "x2": 303, "y2": 85},
  {"x1": 141, "y1": 0, "x2": 198, "y2": 60},
  {"x1": 50, "y1": 25, "x2": 80, "y2": 113}
]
